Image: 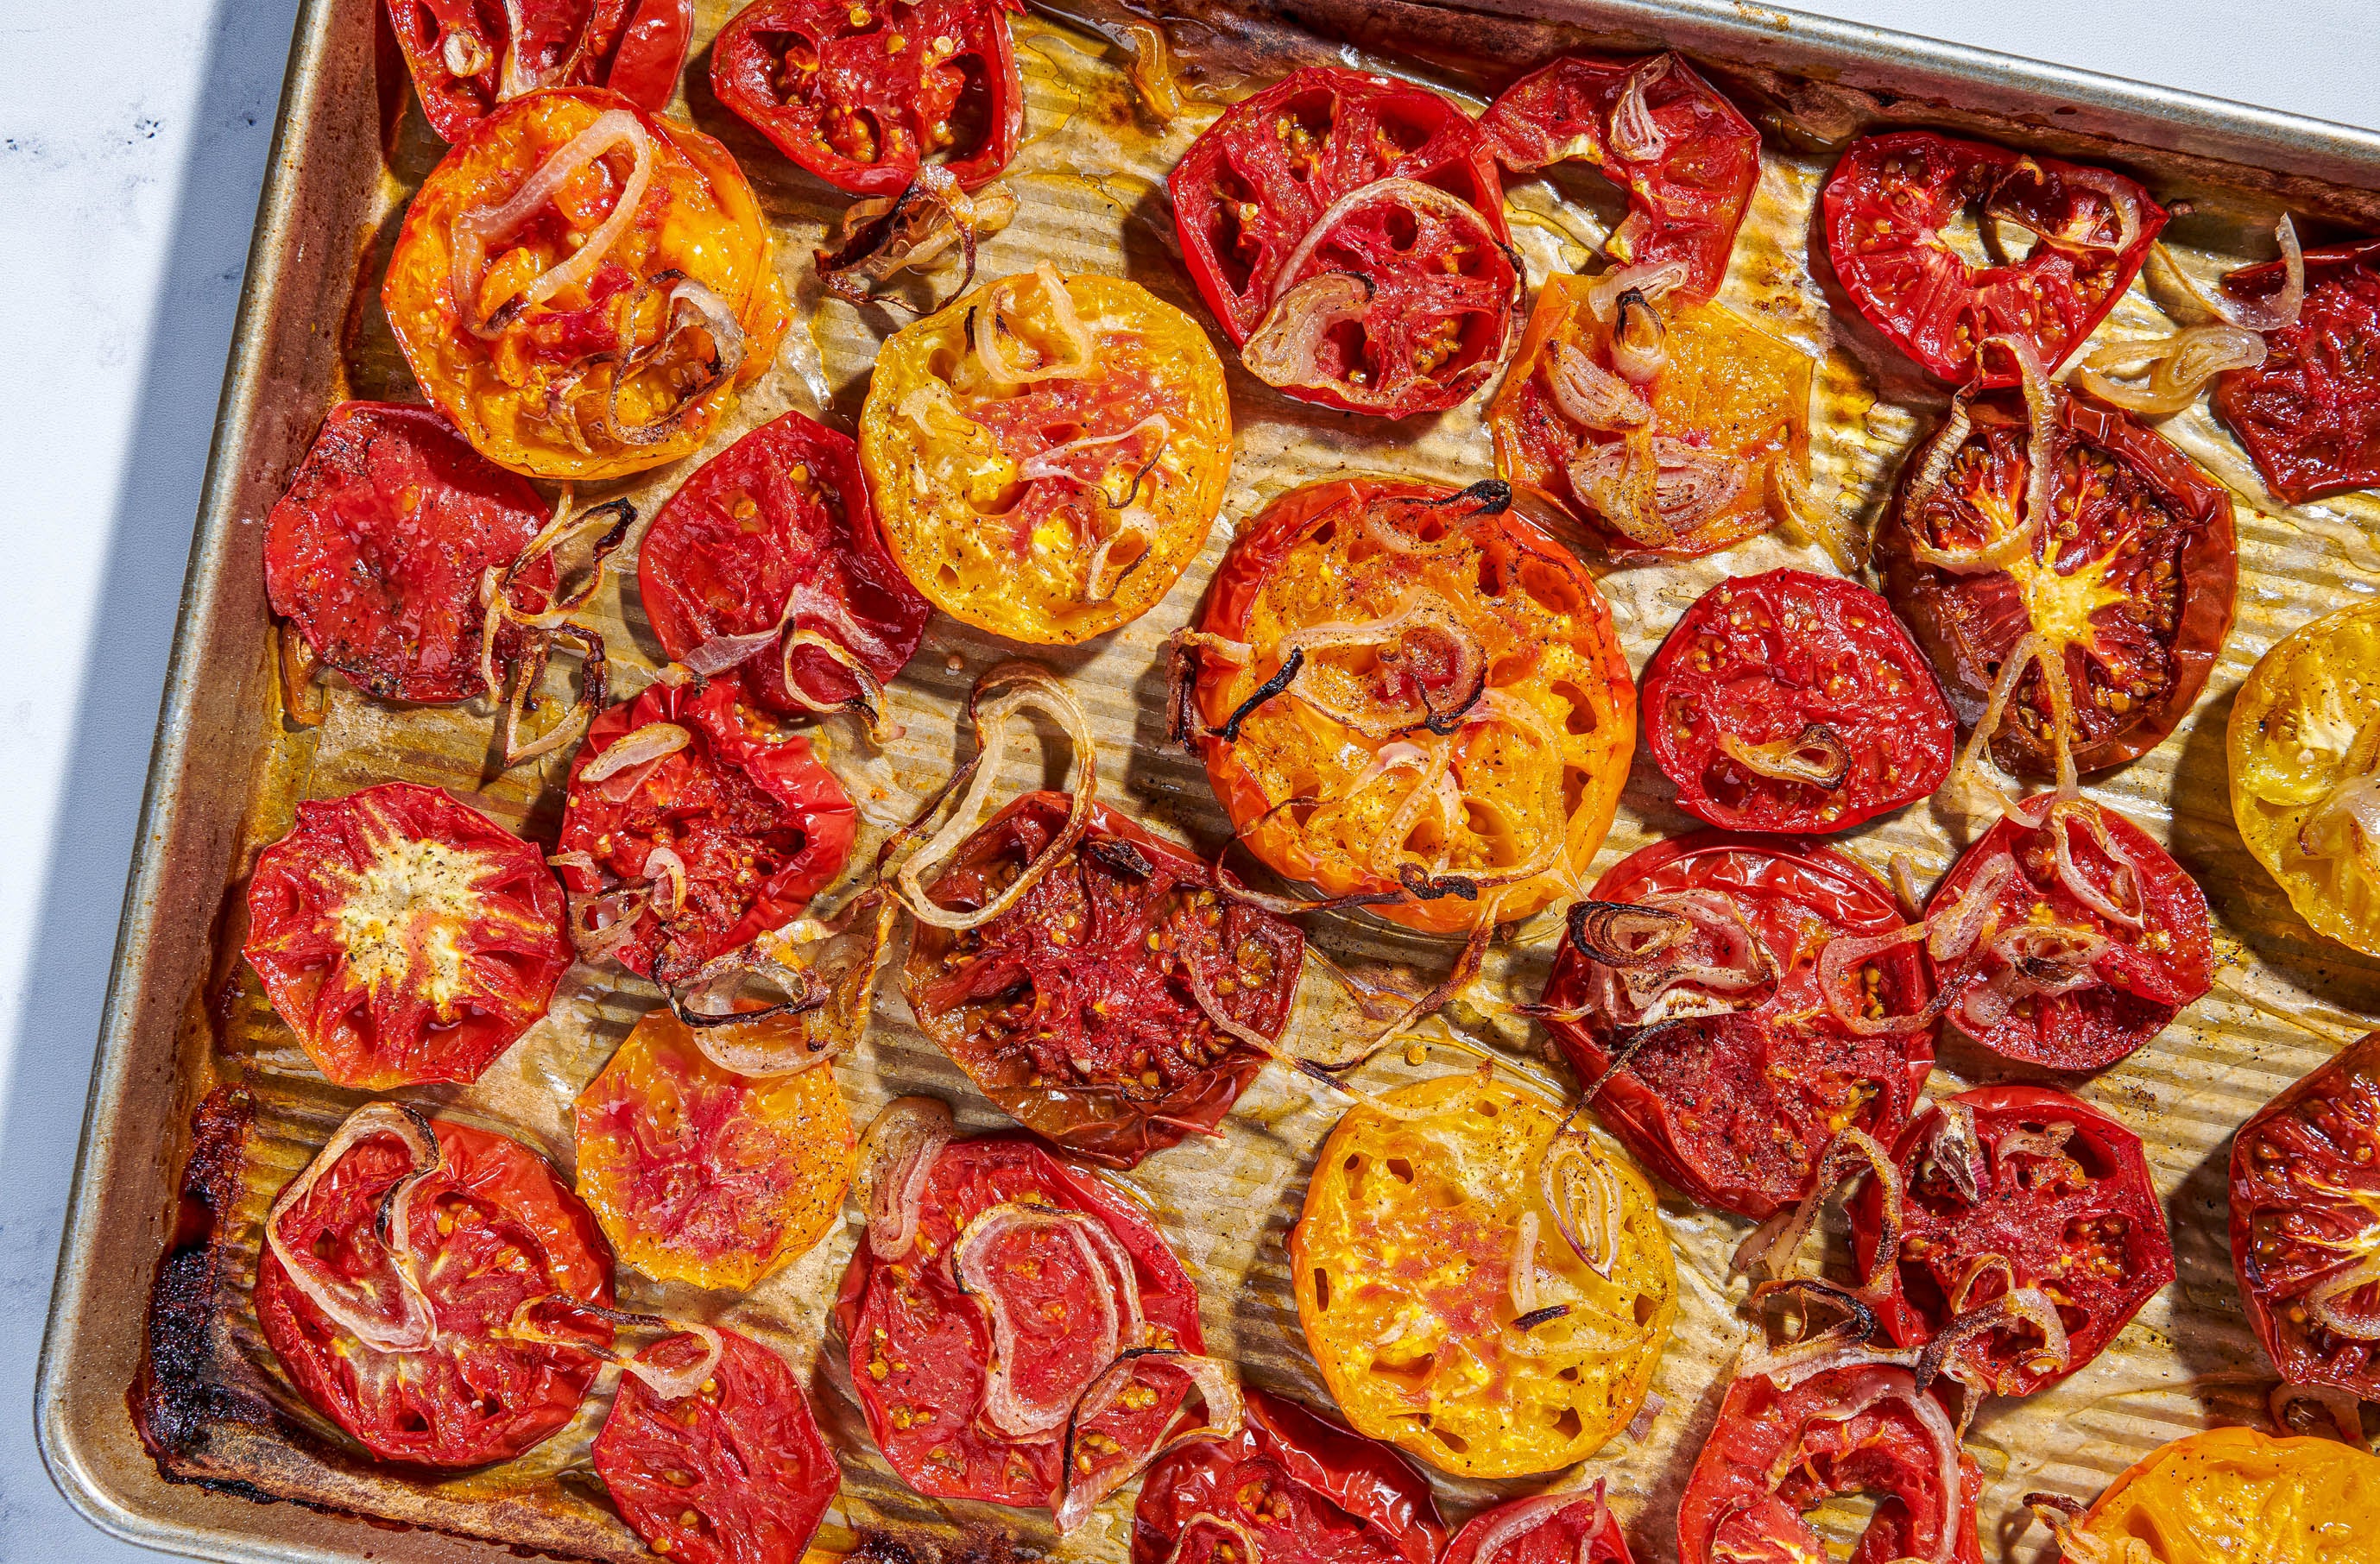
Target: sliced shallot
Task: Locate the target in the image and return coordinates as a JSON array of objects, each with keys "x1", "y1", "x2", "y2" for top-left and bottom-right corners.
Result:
[
  {"x1": 264, "y1": 1103, "x2": 443, "y2": 1354},
  {"x1": 1608, "y1": 287, "x2": 1668, "y2": 385},
  {"x1": 969, "y1": 262, "x2": 1094, "y2": 385},
  {"x1": 1731, "y1": 1126, "x2": 1902, "y2": 1289},
  {"x1": 2075, "y1": 325, "x2": 2266, "y2": 416},
  {"x1": 858, "y1": 1095, "x2": 956, "y2": 1262},
  {"x1": 1244, "y1": 272, "x2": 1373, "y2": 394},
  {"x1": 953, "y1": 1203, "x2": 1125, "y2": 1437},
  {"x1": 1815, "y1": 923, "x2": 1932, "y2": 1037},
  {"x1": 1546, "y1": 341, "x2": 1651, "y2": 432},
  {"x1": 1718, "y1": 723, "x2": 1848, "y2": 789},
  {"x1": 2150, "y1": 215, "x2": 2306, "y2": 334},
  {"x1": 1586, "y1": 257, "x2": 1690, "y2": 322},
  {"x1": 1607, "y1": 55, "x2": 1670, "y2": 162},
  {"x1": 1055, "y1": 1349, "x2": 1246, "y2": 1534},
  {"x1": 450, "y1": 110, "x2": 655, "y2": 336},
  {"x1": 1913, "y1": 1287, "x2": 2072, "y2": 1393},
  {"x1": 580, "y1": 721, "x2": 690, "y2": 783}
]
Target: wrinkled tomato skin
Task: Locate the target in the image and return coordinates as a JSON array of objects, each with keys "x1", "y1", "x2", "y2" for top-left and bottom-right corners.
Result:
[
  {"x1": 903, "y1": 791, "x2": 1303, "y2": 1168},
  {"x1": 833, "y1": 1135, "x2": 1203, "y2": 1510},
  {"x1": 243, "y1": 781, "x2": 573, "y2": 1089},
  {"x1": 1642, "y1": 570, "x2": 1954, "y2": 834},
  {"x1": 2214, "y1": 240, "x2": 2380, "y2": 505},
  {"x1": 263, "y1": 402, "x2": 556, "y2": 704},
  {"x1": 639, "y1": 408, "x2": 929, "y2": 716},
  {"x1": 1538, "y1": 833, "x2": 1935, "y2": 1221},
  {"x1": 710, "y1": 0, "x2": 1023, "y2": 196},
  {"x1": 593, "y1": 1328, "x2": 839, "y2": 1564},
  {"x1": 1478, "y1": 52, "x2": 1759, "y2": 301},
  {"x1": 256, "y1": 1118, "x2": 615, "y2": 1468},
  {"x1": 1676, "y1": 1363, "x2": 1984, "y2": 1564},
  {"x1": 1877, "y1": 391, "x2": 2238, "y2": 777},
  {"x1": 604, "y1": 0, "x2": 695, "y2": 110},
  {"x1": 1442, "y1": 1491, "x2": 1633, "y2": 1564},
  {"x1": 1822, "y1": 130, "x2": 2165, "y2": 385},
  {"x1": 1848, "y1": 1086, "x2": 2175, "y2": 1397},
  {"x1": 2231, "y1": 1031, "x2": 2380, "y2": 1400},
  {"x1": 555, "y1": 679, "x2": 855, "y2": 986},
  {"x1": 387, "y1": 0, "x2": 672, "y2": 141},
  {"x1": 1926, "y1": 798, "x2": 2210, "y2": 1071},
  {"x1": 1131, "y1": 1388, "x2": 1446, "y2": 1564}
]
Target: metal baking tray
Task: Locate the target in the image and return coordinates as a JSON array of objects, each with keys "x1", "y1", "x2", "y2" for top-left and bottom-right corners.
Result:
[{"x1": 35, "y1": 0, "x2": 2380, "y2": 1561}]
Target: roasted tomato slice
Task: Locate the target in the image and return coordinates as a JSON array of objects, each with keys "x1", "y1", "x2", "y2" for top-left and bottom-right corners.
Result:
[
  {"x1": 243, "y1": 781, "x2": 571, "y2": 1089},
  {"x1": 554, "y1": 678, "x2": 856, "y2": 987},
  {"x1": 834, "y1": 1133, "x2": 1204, "y2": 1510},
  {"x1": 710, "y1": 0, "x2": 1022, "y2": 196},
  {"x1": 1848, "y1": 1085, "x2": 2175, "y2": 1397},
  {"x1": 384, "y1": 88, "x2": 790, "y2": 481},
  {"x1": 639, "y1": 407, "x2": 929, "y2": 722},
  {"x1": 386, "y1": 0, "x2": 691, "y2": 142},
  {"x1": 1479, "y1": 52, "x2": 1760, "y2": 301},
  {"x1": 1877, "y1": 388, "x2": 2237, "y2": 778},
  {"x1": 1641, "y1": 570, "x2": 1954, "y2": 833},
  {"x1": 2214, "y1": 238, "x2": 2380, "y2": 505},
  {"x1": 575, "y1": 1006, "x2": 855, "y2": 1289},
  {"x1": 2229, "y1": 597, "x2": 2380, "y2": 958},
  {"x1": 1443, "y1": 1489, "x2": 1634, "y2": 1564},
  {"x1": 1821, "y1": 130, "x2": 2165, "y2": 384},
  {"x1": 263, "y1": 402, "x2": 557, "y2": 703},
  {"x1": 1168, "y1": 66, "x2": 1518, "y2": 418},
  {"x1": 857, "y1": 266, "x2": 1233, "y2": 644},
  {"x1": 902, "y1": 791, "x2": 1304, "y2": 1169},
  {"x1": 1189, "y1": 477, "x2": 1636, "y2": 935},
  {"x1": 1486, "y1": 272, "x2": 1813, "y2": 558},
  {"x1": 594, "y1": 1326, "x2": 839, "y2": 1564},
  {"x1": 1537, "y1": 833, "x2": 1935, "y2": 1220},
  {"x1": 1291, "y1": 1074, "x2": 1675, "y2": 1479},
  {"x1": 1677, "y1": 1349, "x2": 1983, "y2": 1564},
  {"x1": 2067, "y1": 1427, "x2": 2380, "y2": 1563},
  {"x1": 255, "y1": 1104, "x2": 615, "y2": 1466},
  {"x1": 1925, "y1": 795, "x2": 2210, "y2": 1071},
  {"x1": 2231, "y1": 1030, "x2": 2380, "y2": 1399},
  {"x1": 1131, "y1": 1387, "x2": 1445, "y2": 1564}
]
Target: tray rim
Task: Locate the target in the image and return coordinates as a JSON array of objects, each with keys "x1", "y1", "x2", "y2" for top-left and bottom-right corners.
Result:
[{"x1": 35, "y1": 0, "x2": 2380, "y2": 1561}]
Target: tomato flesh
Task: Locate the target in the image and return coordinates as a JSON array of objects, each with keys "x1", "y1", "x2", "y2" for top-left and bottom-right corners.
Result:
[
  {"x1": 2214, "y1": 240, "x2": 2380, "y2": 505},
  {"x1": 1849, "y1": 1085, "x2": 2175, "y2": 1396},
  {"x1": 1538, "y1": 833, "x2": 1935, "y2": 1220},
  {"x1": 2080, "y1": 1428, "x2": 2380, "y2": 1563},
  {"x1": 243, "y1": 781, "x2": 572, "y2": 1089},
  {"x1": 386, "y1": 0, "x2": 691, "y2": 142},
  {"x1": 710, "y1": 0, "x2": 1022, "y2": 196},
  {"x1": 904, "y1": 792, "x2": 1303, "y2": 1169},
  {"x1": 1643, "y1": 569, "x2": 1954, "y2": 833},
  {"x1": 1442, "y1": 1492, "x2": 1634, "y2": 1564},
  {"x1": 1822, "y1": 130, "x2": 2165, "y2": 384}
]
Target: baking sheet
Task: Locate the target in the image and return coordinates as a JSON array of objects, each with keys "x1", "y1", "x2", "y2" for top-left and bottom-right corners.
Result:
[{"x1": 61, "y1": 0, "x2": 2380, "y2": 1561}]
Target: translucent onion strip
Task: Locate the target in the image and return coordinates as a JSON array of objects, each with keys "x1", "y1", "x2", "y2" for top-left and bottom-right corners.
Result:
[{"x1": 449, "y1": 110, "x2": 655, "y2": 337}]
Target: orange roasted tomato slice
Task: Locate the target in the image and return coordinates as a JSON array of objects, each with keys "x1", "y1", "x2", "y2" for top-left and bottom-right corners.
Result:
[
  {"x1": 384, "y1": 87, "x2": 790, "y2": 481},
  {"x1": 574, "y1": 1006, "x2": 855, "y2": 1290},
  {"x1": 1487, "y1": 272, "x2": 1814, "y2": 559},
  {"x1": 243, "y1": 781, "x2": 573, "y2": 1089},
  {"x1": 1291, "y1": 1073, "x2": 1676, "y2": 1479},
  {"x1": 1186, "y1": 476, "x2": 1635, "y2": 934},
  {"x1": 857, "y1": 264, "x2": 1233, "y2": 644},
  {"x1": 2058, "y1": 1427, "x2": 2380, "y2": 1564}
]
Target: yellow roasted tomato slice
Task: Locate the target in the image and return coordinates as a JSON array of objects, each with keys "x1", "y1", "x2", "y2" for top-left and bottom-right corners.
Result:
[
  {"x1": 384, "y1": 87, "x2": 790, "y2": 481},
  {"x1": 1291, "y1": 1072, "x2": 1676, "y2": 1478},
  {"x1": 1188, "y1": 476, "x2": 1636, "y2": 934},
  {"x1": 574, "y1": 1008, "x2": 854, "y2": 1290},
  {"x1": 2064, "y1": 1427, "x2": 2380, "y2": 1564},
  {"x1": 857, "y1": 264, "x2": 1233, "y2": 645},
  {"x1": 1486, "y1": 273, "x2": 1813, "y2": 559},
  {"x1": 2230, "y1": 597, "x2": 2380, "y2": 958}
]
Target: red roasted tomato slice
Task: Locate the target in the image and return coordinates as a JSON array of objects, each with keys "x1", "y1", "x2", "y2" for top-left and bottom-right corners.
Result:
[
  {"x1": 1131, "y1": 1387, "x2": 1445, "y2": 1564},
  {"x1": 638, "y1": 408, "x2": 929, "y2": 721},
  {"x1": 902, "y1": 791, "x2": 1304, "y2": 1169},
  {"x1": 255, "y1": 1105, "x2": 615, "y2": 1467},
  {"x1": 243, "y1": 781, "x2": 572, "y2": 1089},
  {"x1": 833, "y1": 1134, "x2": 1204, "y2": 1511},
  {"x1": 1849, "y1": 1085, "x2": 2175, "y2": 1397},
  {"x1": 1677, "y1": 1350, "x2": 1983, "y2": 1564},
  {"x1": 387, "y1": 0, "x2": 692, "y2": 142},
  {"x1": 710, "y1": 0, "x2": 1023, "y2": 196},
  {"x1": 1822, "y1": 130, "x2": 2165, "y2": 385},
  {"x1": 1168, "y1": 66, "x2": 1518, "y2": 418},
  {"x1": 1925, "y1": 795, "x2": 2209, "y2": 1071},
  {"x1": 1442, "y1": 1489, "x2": 1633, "y2": 1564},
  {"x1": 2213, "y1": 238, "x2": 2380, "y2": 505},
  {"x1": 2231, "y1": 1031, "x2": 2380, "y2": 1399},
  {"x1": 1478, "y1": 51, "x2": 1760, "y2": 301},
  {"x1": 555, "y1": 679, "x2": 855, "y2": 987},
  {"x1": 1876, "y1": 389, "x2": 2238, "y2": 778},
  {"x1": 1643, "y1": 570, "x2": 1955, "y2": 834},
  {"x1": 262, "y1": 402, "x2": 557, "y2": 704},
  {"x1": 1537, "y1": 833, "x2": 1935, "y2": 1220},
  {"x1": 594, "y1": 1327, "x2": 839, "y2": 1564}
]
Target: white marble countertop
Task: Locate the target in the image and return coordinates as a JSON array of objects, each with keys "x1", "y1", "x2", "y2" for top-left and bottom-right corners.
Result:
[{"x1": 1, "y1": 1, "x2": 2371, "y2": 1557}]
